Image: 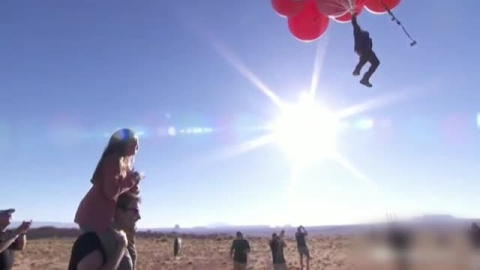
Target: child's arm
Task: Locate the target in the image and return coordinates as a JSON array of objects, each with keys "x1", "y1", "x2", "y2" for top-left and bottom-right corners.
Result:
[{"x1": 101, "y1": 156, "x2": 139, "y2": 200}]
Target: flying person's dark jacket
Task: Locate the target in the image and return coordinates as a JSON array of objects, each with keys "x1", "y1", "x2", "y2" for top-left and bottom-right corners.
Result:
[{"x1": 352, "y1": 15, "x2": 373, "y2": 54}]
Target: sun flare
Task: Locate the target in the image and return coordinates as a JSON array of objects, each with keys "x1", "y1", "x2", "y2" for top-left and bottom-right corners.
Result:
[{"x1": 273, "y1": 92, "x2": 339, "y2": 165}]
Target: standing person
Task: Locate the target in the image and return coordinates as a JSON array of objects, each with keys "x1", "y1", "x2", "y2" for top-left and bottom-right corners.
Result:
[
  {"x1": 74, "y1": 128, "x2": 145, "y2": 266},
  {"x1": 269, "y1": 233, "x2": 287, "y2": 270},
  {"x1": 470, "y1": 222, "x2": 480, "y2": 249},
  {"x1": 68, "y1": 192, "x2": 142, "y2": 270},
  {"x1": 173, "y1": 232, "x2": 182, "y2": 259},
  {"x1": 387, "y1": 222, "x2": 411, "y2": 270},
  {"x1": 0, "y1": 209, "x2": 32, "y2": 270},
  {"x1": 229, "y1": 231, "x2": 250, "y2": 270},
  {"x1": 351, "y1": 13, "x2": 380, "y2": 88},
  {"x1": 296, "y1": 226, "x2": 311, "y2": 270}
]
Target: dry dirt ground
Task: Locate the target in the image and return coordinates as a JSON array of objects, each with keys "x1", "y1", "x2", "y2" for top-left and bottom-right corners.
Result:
[
  {"x1": 13, "y1": 235, "x2": 350, "y2": 270},
  {"x1": 12, "y1": 233, "x2": 480, "y2": 270}
]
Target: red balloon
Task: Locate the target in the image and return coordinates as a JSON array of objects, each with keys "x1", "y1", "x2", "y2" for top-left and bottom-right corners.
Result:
[
  {"x1": 316, "y1": 0, "x2": 352, "y2": 17},
  {"x1": 332, "y1": 0, "x2": 367, "y2": 23},
  {"x1": 365, "y1": 0, "x2": 401, "y2": 14},
  {"x1": 332, "y1": 9, "x2": 360, "y2": 23},
  {"x1": 288, "y1": 0, "x2": 330, "y2": 42},
  {"x1": 271, "y1": 0, "x2": 307, "y2": 18}
]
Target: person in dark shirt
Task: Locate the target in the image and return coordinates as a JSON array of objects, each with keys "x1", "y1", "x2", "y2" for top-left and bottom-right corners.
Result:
[
  {"x1": 68, "y1": 192, "x2": 141, "y2": 270},
  {"x1": 469, "y1": 222, "x2": 480, "y2": 249},
  {"x1": 351, "y1": 14, "x2": 380, "y2": 88},
  {"x1": 387, "y1": 222, "x2": 411, "y2": 270},
  {"x1": 296, "y1": 226, "x2": 311, "y2": 270},
  {"x1": 229, "y1": 231, "x2": 250, "y2": 270},
  {"x1": 269, "y1": 233, "x2": 287, "y2": 270},
  {"x1": 0, "y1": 209, "x2": 32, "y2": 270}
]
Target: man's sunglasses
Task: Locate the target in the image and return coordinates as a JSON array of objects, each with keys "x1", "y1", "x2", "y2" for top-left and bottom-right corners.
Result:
[{"x1": 124, "y1": 208, "x2": 140, "y2": 215}]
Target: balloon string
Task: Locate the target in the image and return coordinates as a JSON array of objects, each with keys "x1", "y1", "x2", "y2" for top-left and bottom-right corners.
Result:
[
  {"x1": 347, "y1": 0, "x2": 355, "y2": 14},
  {"x1": 380, "y1": 0, "x2": 417, "y2": 46}
]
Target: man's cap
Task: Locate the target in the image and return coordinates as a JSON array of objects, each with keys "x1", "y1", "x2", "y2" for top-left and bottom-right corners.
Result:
[{"x1": 0, "y1": 209, "x2": 15, "y2": 215}]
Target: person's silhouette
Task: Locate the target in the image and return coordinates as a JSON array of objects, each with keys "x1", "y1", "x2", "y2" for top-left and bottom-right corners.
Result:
[
  {"x1": 352, "y1": 14, "x2": 380, "y2": 88},
  {"x1": 173, "y1": 233, "x2": 182, "y2": 259},
  {"x1": 387, "y1": 222, "x2": 411, "y2": 270}
]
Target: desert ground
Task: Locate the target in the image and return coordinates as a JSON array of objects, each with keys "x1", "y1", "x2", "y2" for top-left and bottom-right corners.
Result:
[
  {"x1": 13, "y1": 235, "x2": 350, "y2": 270},
  {"x1": 12, "y1": 231, "x2": 480, "y2": 270}
]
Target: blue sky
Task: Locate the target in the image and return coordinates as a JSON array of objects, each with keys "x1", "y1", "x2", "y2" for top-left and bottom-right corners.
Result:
[{"x1": 1, "y1": 0, "x2": 479, "y2": 228}]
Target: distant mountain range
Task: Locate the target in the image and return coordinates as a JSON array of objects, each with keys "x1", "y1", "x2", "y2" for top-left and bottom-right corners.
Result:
[
  {"x1": 10, "y1": 221, "x2": 77, "y2": 228},
  {"x1": 205, "y1": 222, "x2": 232, "y2": 228},
  {"x1": 10, "y1": 215, "x2": 479, "y2": 237},
  {"x1": 143, "y1": 215, "x2": 480, "y2": 236}
]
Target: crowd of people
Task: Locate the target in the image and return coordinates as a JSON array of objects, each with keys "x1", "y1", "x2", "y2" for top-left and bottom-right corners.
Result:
[
  {"x1": 229, "y1": 226, "x2": 311, "y2": 270},
  {"x1": 2, "y1": 128, "x2": 480, "y2": 270},
  {"x1": 0, "y1": 128, "x2": 314, "y2": 270}
]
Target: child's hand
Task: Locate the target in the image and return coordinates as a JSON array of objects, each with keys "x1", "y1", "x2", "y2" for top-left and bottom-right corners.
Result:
[
  {"x1": 131, "y1": 171, "x2": 145, "y2": 183},
  {"x1": 131, "y1": 184, "x2": 140, "y2": 194},
  {"x1": 114, "y1": 230, "x2": 128, "y2": 248}
]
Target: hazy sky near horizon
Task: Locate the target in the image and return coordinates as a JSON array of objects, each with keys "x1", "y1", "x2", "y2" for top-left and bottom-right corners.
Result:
[{"x1": 1, "y1": 0, "x2": 480, "y2": 228}]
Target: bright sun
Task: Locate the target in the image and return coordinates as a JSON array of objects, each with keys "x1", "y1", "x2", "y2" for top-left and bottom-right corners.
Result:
[{"x1": 273, "y1": 92, "x2": 339, "y2": 165}]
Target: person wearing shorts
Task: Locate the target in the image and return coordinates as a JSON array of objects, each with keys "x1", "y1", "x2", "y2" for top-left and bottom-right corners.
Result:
[{"x1": 296, "y1": 226, "x2": 311, "y2": 270}]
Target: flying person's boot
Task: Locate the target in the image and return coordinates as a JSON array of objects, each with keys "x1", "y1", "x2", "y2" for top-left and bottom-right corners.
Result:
[{"x1": 360, "y1": 78, "x2": 372, "y2": 87}]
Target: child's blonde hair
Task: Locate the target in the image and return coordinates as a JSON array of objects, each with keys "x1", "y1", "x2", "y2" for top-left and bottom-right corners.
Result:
[{"x1": 91, "y1": 128, "x2": 138, "y2": 184}]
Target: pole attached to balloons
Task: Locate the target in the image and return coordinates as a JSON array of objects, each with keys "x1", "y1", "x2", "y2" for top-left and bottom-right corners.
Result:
[
  {"x1": 271, "y1": 0, "x2": 416, "y2": 46},
  {"x1": 380, "y1": 0, "x2": 417, "y2": 46}
]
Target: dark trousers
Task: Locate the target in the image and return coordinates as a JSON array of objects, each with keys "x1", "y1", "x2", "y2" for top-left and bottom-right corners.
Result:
[
  {"x1": 174, "y1": 241, "x2": 180, "y2": 256},
  {"x1": 354, "y1": 50, "x2": 380, "y2": 82}
]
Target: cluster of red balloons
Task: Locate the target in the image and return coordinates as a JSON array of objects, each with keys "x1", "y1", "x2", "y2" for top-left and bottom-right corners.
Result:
[{"x1": 272, "y1": 0, "x2": 402, "y2": 42}]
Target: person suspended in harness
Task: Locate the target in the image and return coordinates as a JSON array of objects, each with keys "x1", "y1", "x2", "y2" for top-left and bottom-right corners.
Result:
[{"x1": 351, "y1": 14, "x2": 380, "y2": 88}]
